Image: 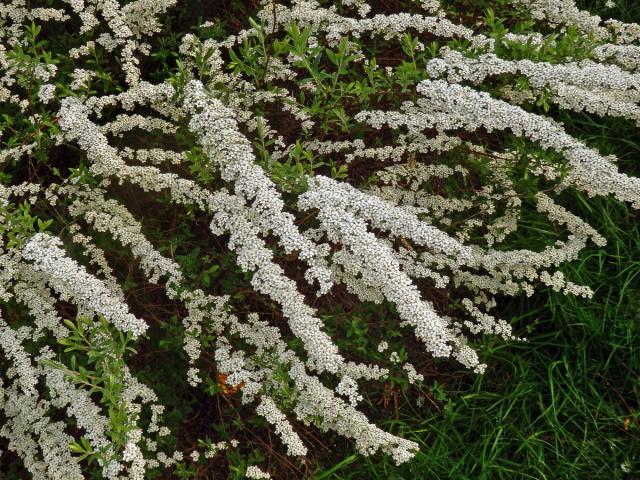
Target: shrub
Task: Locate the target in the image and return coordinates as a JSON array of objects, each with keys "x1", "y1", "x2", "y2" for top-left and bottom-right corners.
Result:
[{"x1": 0, "y1": 0, "x2": 639, "y2": 478}]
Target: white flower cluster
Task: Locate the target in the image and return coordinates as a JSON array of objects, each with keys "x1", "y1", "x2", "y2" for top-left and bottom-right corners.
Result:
[
  {"x1": 358, "y1": 79, "x2": 640, "y2": 207},
  {"x1": 428, "y1": 48, "x2": 640, "y2": 124},
  {"x1": 246, "y1": 465, "x2": 273, "y2": 479},
  {"x1": 300, "y1": 176, "x2": 483, "y2": 372},
  {"x1": 256, "y1": 396, "x2": 308, "y2": 457},
  {"x1": 182, "y1": 80, "x2": 333, "y2": 294},
  {"x1": 513, "y1": 0, "x2": 640, "y2": 43},
  {"x1": 21, "y1": 233, "x2": 148, "y2": 338}
]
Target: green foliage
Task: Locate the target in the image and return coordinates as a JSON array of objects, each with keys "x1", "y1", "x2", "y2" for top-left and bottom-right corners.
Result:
[
  {"x1": 1, "y1": 22, "x2": 61, "y2": 164},
  {"x1": 0, "y1": 201, "x2": 52, "y2": 249},
  {"x1": 41, "y1": 316, "x2": 138, "y2": 466}
]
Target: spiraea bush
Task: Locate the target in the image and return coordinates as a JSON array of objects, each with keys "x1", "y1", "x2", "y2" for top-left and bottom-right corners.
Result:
[{"x1": 0, "y1": 0, "x2": 639, "y2": 478}]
